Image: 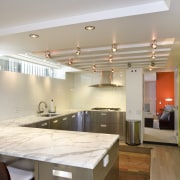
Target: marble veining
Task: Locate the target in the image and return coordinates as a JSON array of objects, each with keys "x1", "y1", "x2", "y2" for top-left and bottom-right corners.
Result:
[{"x1": 0, "y1": 114, "x2": 119, "y2": 169}]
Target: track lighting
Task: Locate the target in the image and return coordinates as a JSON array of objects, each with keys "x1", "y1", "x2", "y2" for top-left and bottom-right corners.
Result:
[
  {"x1": 108, "y1": 55, "x2": 113, "y2": 63},
  {"x1": 151, "y1": 52, "x2": 156, "y2": 59},
  {"x1": 76, "y1": 47, "x2": 81, "y2": 55},
  {"x1": 151, "y1": 61, "x2": 155, "y2": 67},
  {"x1": 92, "y1": 64, "x2": 96, "y2": 72},
  {"x1": 45, "y1": 51, "x2": 51, "y2": 58},
  {"x1": 68, "y1": 58, "x2": 73, "y2": 65},
  {"x1": 151, "y1": 40, "x2": 157, "y2": 49},
  {"x1": 128, "y1": 63, "x2": 131, "y2": 68},
  {"x1": 112, "y1": 44, "x2": 117, "y2": 52}
]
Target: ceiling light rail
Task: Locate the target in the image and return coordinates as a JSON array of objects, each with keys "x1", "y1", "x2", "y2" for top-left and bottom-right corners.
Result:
[
  {"x1": 50, "y1": 41, "x2": 173, "y2": 60},
  {"x1": 67, "y1": 55, "x2": 168, "y2": 64},
  {"x1": 71, "y1": 59, "x2": 168, "y2": 68}
]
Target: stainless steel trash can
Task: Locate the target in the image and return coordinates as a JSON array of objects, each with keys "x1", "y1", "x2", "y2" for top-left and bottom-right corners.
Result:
[{"x1": 126, "y1": 120, "x2": 141, "y2": 145}]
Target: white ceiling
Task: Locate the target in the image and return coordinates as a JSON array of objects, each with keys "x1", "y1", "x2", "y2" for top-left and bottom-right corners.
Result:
[{"x1": 0, "y1": 0, "x2": 179, "y2": 72}]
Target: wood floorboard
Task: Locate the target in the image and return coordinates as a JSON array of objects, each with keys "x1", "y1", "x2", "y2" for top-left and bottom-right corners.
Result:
[
  {"x1": 119, "y1": 143, "x2": 180, "y2": 180},
  {"x1": 119, "y1": 144, "x2": 151, "y2": 180}
]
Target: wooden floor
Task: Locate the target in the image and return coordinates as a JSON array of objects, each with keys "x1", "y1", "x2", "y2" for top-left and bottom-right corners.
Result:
[
  {"x1": 146, "y1": 144, "x2": 180, "y2": 180},
  {"x1": 119, "y1": 142, "x2": 180, "y2": 180},
  {"x1": 119, "y1": 144, "x2": 151, "y2": 180}
]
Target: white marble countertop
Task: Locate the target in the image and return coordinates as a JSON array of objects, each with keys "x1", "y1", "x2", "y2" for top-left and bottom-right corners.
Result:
[{"x1": 0, "y1": 113, "x2": 119, "y2": 169}]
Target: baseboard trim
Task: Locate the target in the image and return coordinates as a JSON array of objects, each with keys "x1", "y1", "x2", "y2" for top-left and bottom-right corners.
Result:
[{"x1": 143, "y1": 141, "x2": 178, "y2": 146}]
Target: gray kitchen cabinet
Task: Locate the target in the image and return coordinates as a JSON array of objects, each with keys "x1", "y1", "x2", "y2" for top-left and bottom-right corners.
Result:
[
  {"x1": 96, "y1": 111, "x2": 120, "y2": 135},
  {"x1": 119, "y1": 111, "x2": 126, "y2": 137},
  {"x1": 84, "y1": 111, "x2": 99, "y2": 133},
  {"x1": 50, "y1": 118, "x2": 61, "y2": 130},
  {"x1": 22, "y1": 123, "x2": 36, "y2": 128},
  {"x1": 68, "y1": 112, "x2": 84, "y2": 132},
  {"x1": 35, "y1": 140, "x2": 119, "y2": 180},
  {"x1": 84, "y1": 111, "x2": 126, "y2": 137},
  {"x1": 23, "y1": 111, "x2": 126, "y2": 139},
  {"x1": 58, "y1": 115, "x2": 69, "y2": 130}
]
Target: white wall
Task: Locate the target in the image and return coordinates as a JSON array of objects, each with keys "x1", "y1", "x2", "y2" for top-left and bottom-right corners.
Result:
[
  {"x1": 0, "y1": 71, "x2": 70, "y2": 120},
  {"x1": 144, "y1": 81, "x2": 156, "y2": 115},
  {"x1": 66, "y1": 72, "x2": 126, "y2": 110},
  {"x1": 126, "y1": 68, "x2": 143, "y2": 143},
  {"x1": 0, "y1": 70, "x2": 126, "y2": 121}
]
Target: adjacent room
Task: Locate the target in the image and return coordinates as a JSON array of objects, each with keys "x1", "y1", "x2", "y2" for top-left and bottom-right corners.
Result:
[{"x1": 143, "y1": 71, "x2": 177, "y2": 145}]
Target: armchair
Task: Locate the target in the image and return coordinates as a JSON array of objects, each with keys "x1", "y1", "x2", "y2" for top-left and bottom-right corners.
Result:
[{"x1": 159, "y1": 105, "x2": 174, "y2": 130}]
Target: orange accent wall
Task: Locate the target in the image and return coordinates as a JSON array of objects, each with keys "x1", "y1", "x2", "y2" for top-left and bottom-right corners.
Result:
[{"x1": 156, "y1": 72, "x2": 174, "y2": 114}]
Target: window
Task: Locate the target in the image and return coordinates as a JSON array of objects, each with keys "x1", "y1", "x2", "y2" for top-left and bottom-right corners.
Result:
[{"x1": 0, "y1": 55, "x2": 79, "y2": 79}]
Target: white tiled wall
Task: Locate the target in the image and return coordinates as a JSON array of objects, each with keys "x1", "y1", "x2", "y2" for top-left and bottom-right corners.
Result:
[
  {"x1": 0, "y1": 71, "x2": 70, "y2": 120},
  {"x1": 66, "y1": 72, "x2": 126, "y2": 110},
  {"x1": 0, "y1": 70, "x2": 126, "y2": 121}
]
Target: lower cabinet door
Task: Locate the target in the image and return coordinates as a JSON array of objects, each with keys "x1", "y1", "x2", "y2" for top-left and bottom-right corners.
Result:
[{"x1": 50, "y1": 118, "x2": 61, "y2": 129}]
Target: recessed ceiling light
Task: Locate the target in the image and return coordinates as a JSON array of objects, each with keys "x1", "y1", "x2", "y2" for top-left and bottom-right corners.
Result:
[
  {"x1": 85, "y1": 26, "x2": 95, "y2": 31},
  {"x1": 29, "y1": 33, "x2": 39, "y2": 38}
]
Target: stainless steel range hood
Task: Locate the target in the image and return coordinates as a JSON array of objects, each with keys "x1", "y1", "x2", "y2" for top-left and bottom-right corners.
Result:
[{"x1": 89, "y1": 71, "x2": 122, "y2": 87}]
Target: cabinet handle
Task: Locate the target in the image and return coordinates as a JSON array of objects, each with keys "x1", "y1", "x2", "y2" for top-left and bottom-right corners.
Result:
[
  {"x1": 100, "y1": 113, "x2": 107, "y2": 116},
  {"x1": 52, "y1": 169, "x2": 72, "y2": 179},
  {"x1": 62, "y1": 117, "x2": 67, "y2": 121},
  {"x1": 41, "y1": 122, "x2": 47, "y2": 126},
  {"x1": 53, "y1": 120, "x2": 58, "y2": 124},
  {"x1": 71, "y1": 114, "x2": 75, "y2": 118},
  {"x1": 100, "y1": 124, "x2": 107, "y2": 127}
]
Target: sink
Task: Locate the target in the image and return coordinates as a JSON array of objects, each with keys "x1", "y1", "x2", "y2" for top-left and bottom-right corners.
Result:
[{"x1": 40, "y1": 113, "x2": 59, "y2": 117}]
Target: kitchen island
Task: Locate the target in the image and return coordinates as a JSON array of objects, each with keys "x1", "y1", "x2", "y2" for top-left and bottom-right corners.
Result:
[{"x1": 0, "y1": 115, "x2": 119, "y2": 180}]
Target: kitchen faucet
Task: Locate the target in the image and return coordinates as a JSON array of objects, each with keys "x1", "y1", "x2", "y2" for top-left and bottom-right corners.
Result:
[{"x1": 37, "y1": 101, "x2": 48, "y2": 114}]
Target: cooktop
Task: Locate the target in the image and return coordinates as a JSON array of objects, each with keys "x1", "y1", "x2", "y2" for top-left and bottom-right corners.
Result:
[{"x1": 91, "y1": 108, "x2": 120, "y2": 111}]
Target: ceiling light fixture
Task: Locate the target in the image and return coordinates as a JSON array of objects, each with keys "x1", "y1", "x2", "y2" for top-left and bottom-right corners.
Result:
[
  {"x1": 29, "y1": 33, "x2": 39, "y2": 38},
  {"x1": 151, "y1": 61, "x2": 155, "y2": 67},
  {"x1": 111, "y1": 69, "x2": 114, "y2": 73},
  {"x1": 151, "y1": 40, "x2": 157, "y2": 49},
  {"x1": 45, "y1": 51, "x2": 51, "y2": 58},
  {"x1": 92, "y1": 64, "x2": 97, "y2": 72},
  {"x1": 128, "y1": 63, "x2": 131, "y2": 68},
  {"x1": 92, "y1": 64, "x2": 96, "y2": 70},
  {"x1": 85, "y1": 25, "x2": 95, "y2": 31},
  {"x1": 76, "y1": 47, "x2": 81, "y2": 55},
  {"x1": 151, "y1": 52, "x2": 156, "y2": 60},
  {"x1": 68, "y1": 58, "x2": 73, "y2": 65},
  {"x1": 108, "y1": 55, "x2": 113, "y2": 63},
  {"x1": 112, "y1": 44, "x2": 117, "y2": 52}
]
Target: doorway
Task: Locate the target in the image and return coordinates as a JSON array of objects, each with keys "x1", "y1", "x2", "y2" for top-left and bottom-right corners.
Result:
[{"x1": 143, "y1": 72, "x2": 177, "y2": 145}]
